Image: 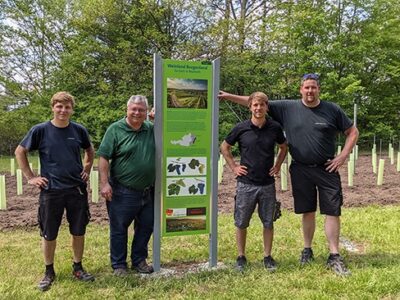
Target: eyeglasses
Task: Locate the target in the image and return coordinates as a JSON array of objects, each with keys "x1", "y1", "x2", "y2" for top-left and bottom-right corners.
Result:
[
  {"x1": 130, "y1": 108, "x2": 147, "y2": 113},
  {"x1": 302, "y1": 73, "x2": 320, "y2": 81}
]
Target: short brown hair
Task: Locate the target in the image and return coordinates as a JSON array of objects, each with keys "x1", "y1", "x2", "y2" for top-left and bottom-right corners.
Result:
[
  {"x1": 50, "y1": 91, "x2": 75, "y2": 108},
  {"x1": 248, "y1": 92, "x2": 268, "y2": 107}
]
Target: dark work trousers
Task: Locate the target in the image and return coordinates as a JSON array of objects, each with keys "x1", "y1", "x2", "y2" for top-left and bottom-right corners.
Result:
[{"x1": 106, "y1": 182, "x2": 154, "y2": 269}]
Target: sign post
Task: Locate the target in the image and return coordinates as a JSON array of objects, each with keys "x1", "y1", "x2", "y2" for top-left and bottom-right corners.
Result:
[{"x1": 153, "y1": 54, "x2": 219, "y2": 271}]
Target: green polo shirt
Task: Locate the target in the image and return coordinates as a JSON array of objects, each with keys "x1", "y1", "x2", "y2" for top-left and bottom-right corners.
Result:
[{"x1": 97, "y1": 118, "x2": 155, "y2": 190}]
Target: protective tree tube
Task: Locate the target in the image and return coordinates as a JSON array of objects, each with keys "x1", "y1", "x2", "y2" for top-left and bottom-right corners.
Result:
[
  {"x1": 17, "y1": 169, "x2": 23, "y2": 195},
  {"x1": 377, "y1": 159, "x2": 385, "y2": 186}
]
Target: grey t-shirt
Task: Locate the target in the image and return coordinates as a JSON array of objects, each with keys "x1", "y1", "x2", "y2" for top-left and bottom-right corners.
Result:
[
  {"x1": 268, "y1": 100, "x2": 353, "y2": 165},
  {"x1": 20, "y1": 121, "x2": 91, "y2": 189}
]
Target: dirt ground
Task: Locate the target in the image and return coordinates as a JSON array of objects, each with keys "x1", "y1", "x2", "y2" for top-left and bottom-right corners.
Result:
[{"x1": 1, "y1": 155, "x2": 399, "y2": 231}]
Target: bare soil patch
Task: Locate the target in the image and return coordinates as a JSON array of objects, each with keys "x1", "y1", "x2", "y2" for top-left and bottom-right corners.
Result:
[{"x1": 1, "y1": 155, "x2": 399, "y2": 231}]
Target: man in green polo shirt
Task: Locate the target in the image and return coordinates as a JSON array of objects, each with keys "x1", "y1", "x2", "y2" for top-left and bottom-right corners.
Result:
[{"x1": 98, "y1": 95, "x2": 155, "y2": 276}]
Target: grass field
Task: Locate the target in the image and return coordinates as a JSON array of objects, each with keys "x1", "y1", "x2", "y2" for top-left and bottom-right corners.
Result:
[{"x1": 1, "y1": 207, "x2": 400, "y2": 299}]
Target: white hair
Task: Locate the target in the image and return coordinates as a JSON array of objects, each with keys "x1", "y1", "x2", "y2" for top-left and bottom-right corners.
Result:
[{"x1": 127, "y1": 95, "x2": 148, "y2": 108}]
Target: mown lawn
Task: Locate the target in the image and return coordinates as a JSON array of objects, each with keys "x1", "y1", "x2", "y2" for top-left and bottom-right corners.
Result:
[{"x1": 1, "y1": 206, "x2": 400, "y2": 299}]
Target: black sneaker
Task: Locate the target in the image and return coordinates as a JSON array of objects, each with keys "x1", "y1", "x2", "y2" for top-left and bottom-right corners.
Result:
[
  {"x1": 263, "y1": 256, "x2": 277, "y2": 272},
  {"x1": 73, "y1": 268, "x2": 95, "y2": 282},
  {"x1": 132, "y1": 260, "x2": 154, "y2": 274},
  {"x1": 327, "y1": 254, "x2": 351, "y2": 276},
  {"x1": 38, "y1": 273, "x2": 55, "y2": 292},
  {"x1": 300, "y1": 248, "x2": 314, "y2": 265},
  {"x1": 235, "y1": 255, "x2": 247, "y2": 272}
]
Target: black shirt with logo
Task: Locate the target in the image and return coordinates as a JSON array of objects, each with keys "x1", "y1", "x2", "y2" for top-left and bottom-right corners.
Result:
[
  {"x1": 20, "y1": 121, "x2": 91, "y2": 189},
  {"x1": 225, "y1": 118, "x2": 286, "y2": 186},
  {"x1": 268, "y1": 100, "x2": 353, "y2": 165}
]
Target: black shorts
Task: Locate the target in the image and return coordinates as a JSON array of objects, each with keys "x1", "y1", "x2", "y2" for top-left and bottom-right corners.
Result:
[
  {"x1": 289, "y1": 162, "x2": 343, "y2": 216},
  {"x1": 38, "y1": 185, "x2": 90, "y2": 241}
]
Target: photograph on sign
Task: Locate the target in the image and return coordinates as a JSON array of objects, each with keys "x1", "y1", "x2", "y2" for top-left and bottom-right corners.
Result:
[
  {"x1": 167, "y1": 78, "x2": 208, "y2": 109},
  {"x1": 166, "y1": 177, "x2": 206, "y2": 197},
  {"x1": 166, "y1": 157, "x2": 207, "y2": 176},
  {"x1": 166, "y1": 216, "x2": 206, "y2": 233}
]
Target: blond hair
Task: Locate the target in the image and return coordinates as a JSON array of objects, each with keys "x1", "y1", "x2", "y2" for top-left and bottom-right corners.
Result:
[
  {"x1": 248, "y1": 91, "x2": 268, "y2": 108},
  {"x1": 50, "y1": 91, "x2": 75, "y2": 108}
]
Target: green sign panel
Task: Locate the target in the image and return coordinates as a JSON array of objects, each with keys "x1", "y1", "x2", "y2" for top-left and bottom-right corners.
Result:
[{"x1": 162, "y1": 59, "x2": 213, "y2": 236}]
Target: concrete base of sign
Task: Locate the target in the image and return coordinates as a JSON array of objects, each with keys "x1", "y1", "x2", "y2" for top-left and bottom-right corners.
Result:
[
  {"x1": 139, "y1": 262, "x2": 227, "y2": 278},
  {"x1": 339, "y1": 236, "x2": 363, "y2": 253}
]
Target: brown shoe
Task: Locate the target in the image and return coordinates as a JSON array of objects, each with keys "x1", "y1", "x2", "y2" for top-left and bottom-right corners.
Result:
[{"x1": 132, "y1": 260, "x2": 154, "y2": 274}]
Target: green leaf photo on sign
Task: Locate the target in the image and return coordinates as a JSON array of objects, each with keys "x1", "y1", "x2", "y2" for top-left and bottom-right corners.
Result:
[
  {"x1": 188, "y1": 184, "x2": 199, "y2": 194},
  {"x1": 188, "y1": 159, "x2": 200, "y2": 169},
  {"x1": 175, "y1": 179, "x2": 186, "y2": 187},
  {"x1": 167, "y1": 183, "x2": 181, "y2": 195}
]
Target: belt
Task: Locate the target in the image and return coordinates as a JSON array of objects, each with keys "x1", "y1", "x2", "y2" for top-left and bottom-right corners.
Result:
[{"x1": 110, "y1": 179, "x2": 153, "y2": 193}]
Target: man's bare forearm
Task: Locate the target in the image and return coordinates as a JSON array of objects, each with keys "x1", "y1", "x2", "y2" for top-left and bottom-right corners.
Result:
[
  {"x1": 219, "y1": 91, "x2": 249, "y2": 106},
  {"x1": 341, "y1": 126, "x2": 359, "y2": 158},
  {"x1": 14, "y1": 145, "x2": 35, "y2": 180},
  {"x1": 220, "y1": 141, "x2": 237, "y2": 171},
  {"x1": 275, "y1": 143, "x2": 288, "y2": 168},
  {"x1": 98, "y1": 156, "x2": 110, "y2": 184},
  {"x1": 83, "y1": 145, "x2": 95, "y2": 173}
]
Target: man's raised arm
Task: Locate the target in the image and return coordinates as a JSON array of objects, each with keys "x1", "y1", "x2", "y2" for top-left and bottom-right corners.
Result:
[{"x1": 218, "y1": 91, "x2": 249, "y2": 107}]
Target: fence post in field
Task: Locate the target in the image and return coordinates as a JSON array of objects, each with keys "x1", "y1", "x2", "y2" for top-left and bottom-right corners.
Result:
[
  {"x1": 350, "y1": 151, "x2": 356, "y2": 175},
  {"x1": 91, "y1": 170, "x2": 99, "y2": 203},
  {"x1": 372, "y1": 151, "x2": 377, "y2": 174},
  {"x1": 218, "y1": 156, "x2": 223, "y2": 184},
  {"x1": 280, "y1": 163, "x2": 288, "y2": 191},
  {"x1": 355, "y1": 145, "x2": 359, "y2": 160},
  {"x1": 337, "y1": 145, "x2": 342, "y2": 156},
  {"x1": 16, "y1": 169, "x2": 23, "y2": 195},
  {"x1": 397, "y1": 152, "x2": 400, "y2": 172},
  {"x1": 0, "y1": 175, "x2": 6, "y2": 210},
  {"x1": 348, "y1": 161, "x2": 354, "y2": 187},
  {"x1": 10, "y1": 158, "x2": 15, "y2": 176},
  {"x1": 37, "y1": 157, "x2": 41, "y2": 175},
  {"x1": 377, "y1": 159, "x2": 385, "y2": 186},
  {"x1": 89, "y1": 167, "x2": 94, "y2": 190}
]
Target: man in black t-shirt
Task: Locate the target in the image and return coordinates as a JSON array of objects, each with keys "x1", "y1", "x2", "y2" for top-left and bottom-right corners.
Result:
[
  {"x1": 15, "y1": 92, "x2": 95, "y2": 291},
  {"x1": 219, "y1": 74, "x2": 359, "y2": 276},
  {"x1": 221, "y1": 92, "x2": 287, "y2": 272}
]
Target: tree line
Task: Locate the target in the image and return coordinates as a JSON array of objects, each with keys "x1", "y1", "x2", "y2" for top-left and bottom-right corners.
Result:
[{"x1": 0, "y1": 0, "x2": 399, "y2": 154}]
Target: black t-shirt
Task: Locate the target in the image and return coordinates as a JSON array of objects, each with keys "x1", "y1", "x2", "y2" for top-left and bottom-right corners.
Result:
[
  {"x1": 20, "y1": 121, "x2": 91, "y2": 189},
  {"x1": 225, "y1": 118, "x2": 286, "y2": 185},
  {"x1": 268, "y1": 100, "x2": 353, "y2": 165}
]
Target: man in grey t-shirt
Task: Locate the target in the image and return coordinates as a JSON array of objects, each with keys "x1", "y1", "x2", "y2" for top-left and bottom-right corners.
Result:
[{"x1": 219, "y1": 74, "x2": 359, "y2": 276}]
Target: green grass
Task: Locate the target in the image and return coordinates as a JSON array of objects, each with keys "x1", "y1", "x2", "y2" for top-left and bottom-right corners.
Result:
[{"x1": 1, "y1": 206, "x2": 400, "y2": 299}]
